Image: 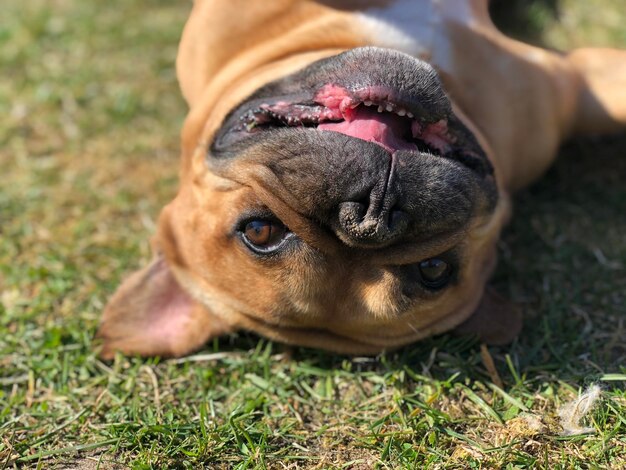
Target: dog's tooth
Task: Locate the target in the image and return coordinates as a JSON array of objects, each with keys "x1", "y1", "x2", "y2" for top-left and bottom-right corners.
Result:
[
  {"x1": 364, "y1": 100, "x2": 373, "y2": 106},
  {"x1": 397, "y1": 109, "x2": 406, "y2": 116},
  {"x1": 377, "y1": 105, "x2": 384, "y2": 113},
  {"x1": 386, "y1": 104, "x2": 393, "y2": 112},
  {"x1": 407, "y1": 112, "x2": 414, "y2": 118}
]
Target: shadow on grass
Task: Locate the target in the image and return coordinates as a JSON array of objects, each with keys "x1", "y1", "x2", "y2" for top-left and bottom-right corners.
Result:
[{"x1": 495, "y1": 132, "x2": 626, "y2": 378}]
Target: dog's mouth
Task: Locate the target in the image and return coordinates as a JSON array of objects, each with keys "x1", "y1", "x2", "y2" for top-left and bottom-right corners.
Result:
[
  {"x1": 213, "y1": 47, "x2": 494, "y2": 178},
  {"x1": 239, "y1": 84, "x2": 454, "y2": 156}
]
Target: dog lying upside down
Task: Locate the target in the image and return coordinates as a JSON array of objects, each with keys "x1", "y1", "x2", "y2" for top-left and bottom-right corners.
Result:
[{"x1": 96, "y1": 0, "x2": 626, "y2": 358}]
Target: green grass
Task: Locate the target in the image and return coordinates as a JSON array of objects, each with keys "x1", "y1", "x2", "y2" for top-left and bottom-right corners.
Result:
[{"x1": 1, "y1": 0, "x2": 626, "y2": 468}]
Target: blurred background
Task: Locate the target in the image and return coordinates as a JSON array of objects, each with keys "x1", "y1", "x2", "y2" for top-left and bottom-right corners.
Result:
[{"x1": 490, "y1": 0, "x2": 626, "y2": 47}]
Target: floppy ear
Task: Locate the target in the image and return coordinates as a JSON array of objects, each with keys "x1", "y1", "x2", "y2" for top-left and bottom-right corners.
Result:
[
  {"x1": 95, "y1": 256, "x2": 233, "y2": 359},
  {"x1": 452, "y1": 287, "x2": 522, "y2": 345}
]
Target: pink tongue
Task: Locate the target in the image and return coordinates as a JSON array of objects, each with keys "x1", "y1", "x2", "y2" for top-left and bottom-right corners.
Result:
[{"x1": 318, "y1": 107, "x2": 416, "y2": 153}]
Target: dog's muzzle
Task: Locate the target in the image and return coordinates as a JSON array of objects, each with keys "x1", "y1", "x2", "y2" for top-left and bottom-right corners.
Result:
[{"x1": 209, "y1": 47, "x2": 498, "y2": 249}]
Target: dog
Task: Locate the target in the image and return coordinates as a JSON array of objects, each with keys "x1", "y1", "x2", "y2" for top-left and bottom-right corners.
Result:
[{"x1": 96, "y1": 0, "x2": 626, "y2": 358}]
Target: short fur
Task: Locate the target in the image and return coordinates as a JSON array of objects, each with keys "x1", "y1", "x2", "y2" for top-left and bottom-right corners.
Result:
[{"x1": 96, "y1": 0, "x2": 626, "y2": 359}]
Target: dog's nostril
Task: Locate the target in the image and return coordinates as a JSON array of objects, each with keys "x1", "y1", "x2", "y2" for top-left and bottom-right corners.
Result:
[
  {"x1": 336, "y1": 202, "x2": 409, "y2": 246},
  {"x1": 388, "y1": 208, "x2": 410, "y2": 232},
  {"x1": 337, "y1": 201, "x2": 367, "y2": 229}
]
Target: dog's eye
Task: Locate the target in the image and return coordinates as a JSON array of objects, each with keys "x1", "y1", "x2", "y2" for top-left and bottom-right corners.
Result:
[
  {"x1": 418, "y1": 258, "x2": 451, "y2": 289},
  {"x1": 242, "y1": 219, "x2": 288, "y2": 252}
]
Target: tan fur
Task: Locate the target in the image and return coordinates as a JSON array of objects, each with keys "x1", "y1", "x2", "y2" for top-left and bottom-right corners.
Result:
[{"x1": 97, "y1": 0, "x2": 626, "y2": 358}]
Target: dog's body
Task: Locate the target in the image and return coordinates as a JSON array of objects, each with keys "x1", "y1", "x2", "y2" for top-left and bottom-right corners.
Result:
[{"x1": 97, "y1": 0, "x2": 626, "y2": 358}]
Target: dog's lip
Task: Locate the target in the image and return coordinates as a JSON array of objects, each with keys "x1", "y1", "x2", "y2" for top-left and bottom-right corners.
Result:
[
  {"x1": 236, "y1": 83, "x2": 454, "y2": 156},
  {"x1": 211, "y1": 48, "x2": 495, "y2": 179}
]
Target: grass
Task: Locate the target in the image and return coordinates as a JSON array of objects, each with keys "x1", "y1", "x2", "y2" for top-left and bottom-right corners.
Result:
[{"x1": 1, "y1": 0, "x2": 625, "y2": 468}]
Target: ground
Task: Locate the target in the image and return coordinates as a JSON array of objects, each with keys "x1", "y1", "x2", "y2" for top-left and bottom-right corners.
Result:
[{"x1": 1, "y1": 0, "x2": 625, "y2": 468}]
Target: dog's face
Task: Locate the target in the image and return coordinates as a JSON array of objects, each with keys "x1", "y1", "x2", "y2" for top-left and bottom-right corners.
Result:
[{"x1": 149, "y1": 47, "x2": 513, "y2": 352}]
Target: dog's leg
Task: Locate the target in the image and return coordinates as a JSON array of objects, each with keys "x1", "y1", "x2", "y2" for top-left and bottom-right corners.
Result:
[
  {"x1": 95, "y1": 256, "x2": 233, "y2": 359},
  {"x1": 451, "y1": 32, "x2": 626, "y2": 189},
  {"x1": 566, "y1": 48, "x2": 626, "y2": 136}
]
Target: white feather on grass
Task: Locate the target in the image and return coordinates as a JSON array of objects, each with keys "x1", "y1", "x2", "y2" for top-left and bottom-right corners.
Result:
[{"x1": 558, "y1": 385, "x2": 602, "y2": 436}]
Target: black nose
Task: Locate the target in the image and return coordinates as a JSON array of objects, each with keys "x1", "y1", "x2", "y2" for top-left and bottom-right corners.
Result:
[
  {"x1": 334, "y1": 154, "x2": 410, "y2": 247},
  {"x1": 329, "y1": 150, "x2": 478, "y2": 248}
]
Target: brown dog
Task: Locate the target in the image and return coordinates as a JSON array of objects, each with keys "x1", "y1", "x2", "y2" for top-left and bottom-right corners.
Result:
[{"x1": 96, "y1": 0, "x2": 626, "y2": 358}]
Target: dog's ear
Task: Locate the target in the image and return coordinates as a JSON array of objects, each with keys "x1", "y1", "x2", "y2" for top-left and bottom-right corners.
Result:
[
  {"x1": 95, "y1": 256, "x2": 232, "y2": 359},
  {"x1": 452, "y1": 287, "x2": 522, "y2": 345}
]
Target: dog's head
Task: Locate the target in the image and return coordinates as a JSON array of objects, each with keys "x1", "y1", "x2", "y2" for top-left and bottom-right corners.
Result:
[{"x1": 98, "y1": 47, "x2": 520, "y2": 358}]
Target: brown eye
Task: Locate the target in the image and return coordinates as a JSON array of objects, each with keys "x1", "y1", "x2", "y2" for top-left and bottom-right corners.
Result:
[
  {"x1": 242, "y1": 219, "x2": 288, "y2": 252},
  {"x1": 418, "y1": 258, "x2": 451, "y2": 289}
]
